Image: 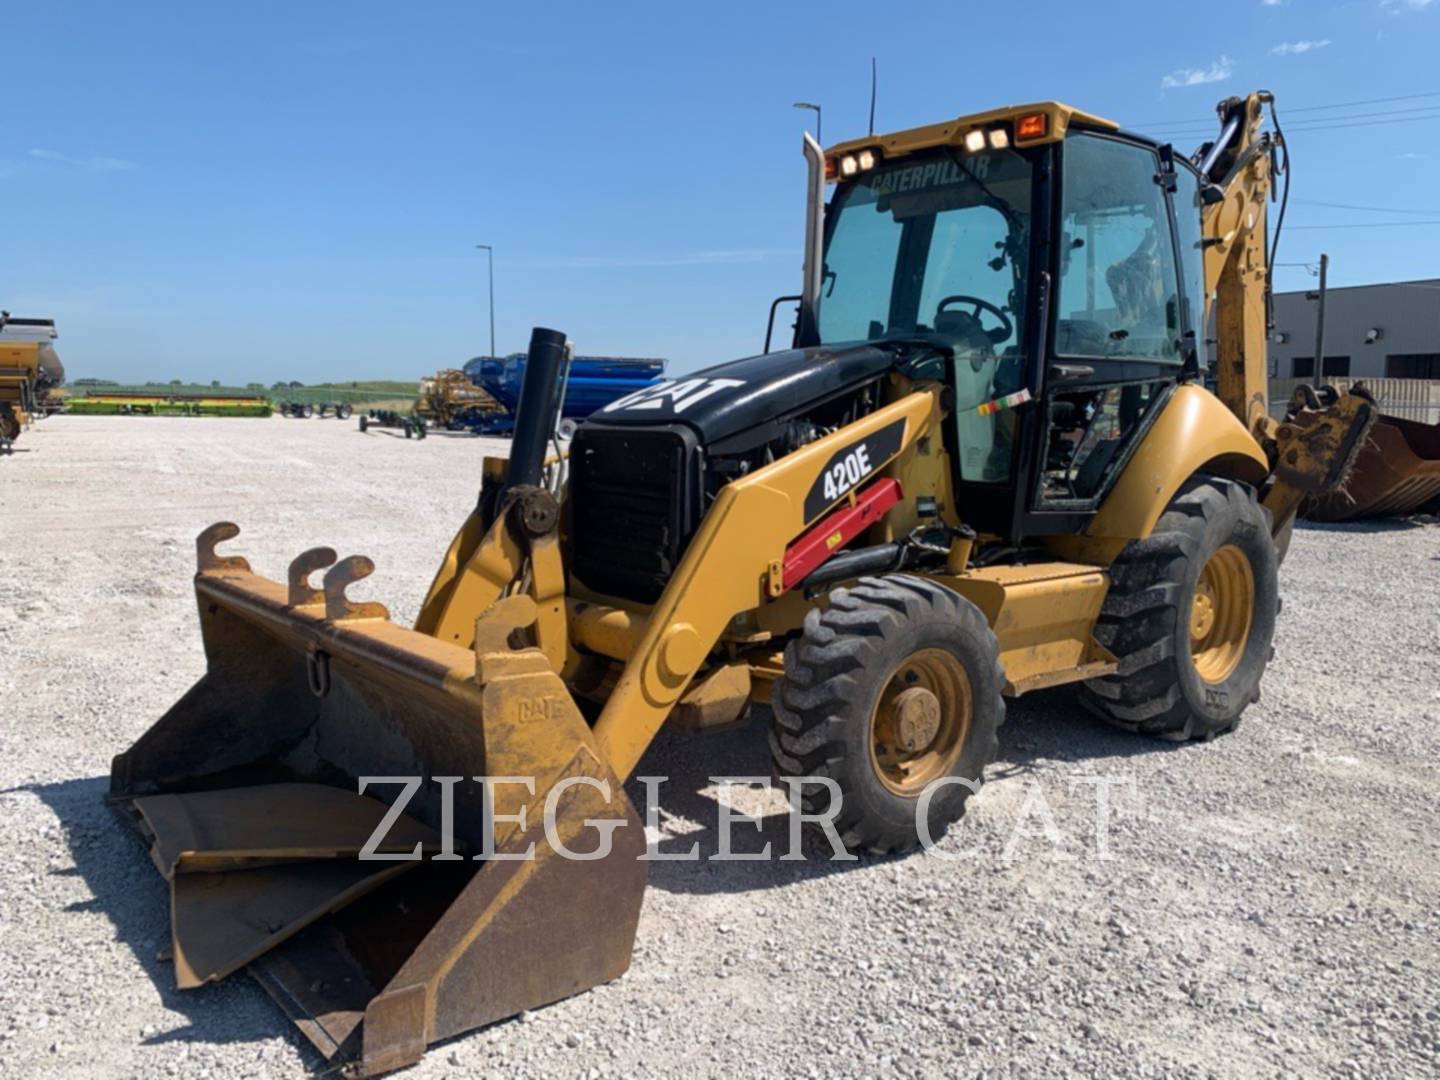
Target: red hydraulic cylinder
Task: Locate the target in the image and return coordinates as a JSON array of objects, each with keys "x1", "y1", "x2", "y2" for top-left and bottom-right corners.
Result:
[{"x1": 780, "y1": 478, "x2": 903, "y2": 592}]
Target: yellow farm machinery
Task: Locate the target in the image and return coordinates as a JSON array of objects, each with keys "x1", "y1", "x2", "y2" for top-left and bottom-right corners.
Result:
[
  {"x1": 0, "y1": 313, "x2": 63, "y2": 452},
  {"x1": 413, "y1": 368, "x2": 505, "y2": 429}
]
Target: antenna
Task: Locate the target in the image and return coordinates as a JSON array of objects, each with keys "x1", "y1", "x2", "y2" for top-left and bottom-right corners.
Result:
[{"x1": 868, "y1": 57, "x2": 877, "y2": 136}]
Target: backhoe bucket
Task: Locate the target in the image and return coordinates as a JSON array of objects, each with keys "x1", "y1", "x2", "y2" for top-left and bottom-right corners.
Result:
[
  {"x1": 110, "y1": 523, "x2": 647, "y2": 1077},
  {"x1": 1303, "y1": 415, "x2": 1440, "y2": 521}
]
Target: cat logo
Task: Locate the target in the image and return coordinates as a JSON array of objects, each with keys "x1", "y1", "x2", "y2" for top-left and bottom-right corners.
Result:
[
  {"x1": 602, "y1": 377, "x2": 745, "y2": 415},
  {"x1": 869, "y1": 155, "x2": 990, "y2": 199},
  {"x1": 515, "y1": 695, "x2": 566, "y2": 724}
]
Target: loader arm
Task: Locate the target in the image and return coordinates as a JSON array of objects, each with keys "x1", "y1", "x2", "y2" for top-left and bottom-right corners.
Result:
[
  {"x1": 1202, "y1": 93, "x2": 1276, "y2": 438},
  {"x1": 1199, "y1": 92, "x2": 1376, "y2": 544}
]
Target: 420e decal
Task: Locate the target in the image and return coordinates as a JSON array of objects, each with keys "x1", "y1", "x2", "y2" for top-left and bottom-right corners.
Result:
[{"x1": 802, "y1": 419, "x2": 905, "y2": 521}]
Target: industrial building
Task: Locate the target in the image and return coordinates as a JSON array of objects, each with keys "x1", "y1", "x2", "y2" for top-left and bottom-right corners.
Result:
[{"x1": 1268, "y1": 278, "x2": 1440, "y2": 380}]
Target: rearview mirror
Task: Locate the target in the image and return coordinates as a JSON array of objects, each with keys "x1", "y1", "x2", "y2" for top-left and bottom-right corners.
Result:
[{"x1": 765, "y1": 295, "x2": 802, "y2": 353}]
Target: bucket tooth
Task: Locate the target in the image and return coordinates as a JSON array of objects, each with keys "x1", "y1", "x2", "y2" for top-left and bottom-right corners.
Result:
[
  {"x1": 324, "y1": 555, "x2": 390, "y2": 621},
  {"x1": 473, "y1": 593, "x2": 540, "y2": 668},
  {"x1": 288, "y1": 547, "x2": 338, "y2": 606},
  {"x1": 196, "y1": 521, "x2": 250, "y2": 573}
]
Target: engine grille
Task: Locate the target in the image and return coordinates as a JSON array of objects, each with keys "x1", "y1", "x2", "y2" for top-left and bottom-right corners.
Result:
[{"x1": 569, "y1": 425, "x2": 703, "y2": 605}]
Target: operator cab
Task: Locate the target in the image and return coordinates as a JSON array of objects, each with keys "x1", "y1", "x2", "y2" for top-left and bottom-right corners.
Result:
[{"x1": 806, "y1": 105, "x2": 1209, "y2": 541}]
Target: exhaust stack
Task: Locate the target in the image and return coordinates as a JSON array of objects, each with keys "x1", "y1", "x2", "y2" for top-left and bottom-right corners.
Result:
[{"x1": 503, "y1": 326, "x2": 569, "y2": 496}]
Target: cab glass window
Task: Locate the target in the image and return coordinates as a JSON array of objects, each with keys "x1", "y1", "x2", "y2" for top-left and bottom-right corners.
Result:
[
  {"x1": 1056, "y1": 136, "x2": 1182, "y2": 362},
  {"x1": 1040, "y1": 381, "x2": 1168, "y2": 502},
  {"x1": 819, "y1": 200, "x2": 903, "y2": 345}
]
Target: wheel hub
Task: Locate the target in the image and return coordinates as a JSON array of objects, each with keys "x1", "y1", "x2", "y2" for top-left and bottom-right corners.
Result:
[
  {"x1": 869, "y1": 649, "x2": 972, "y2": 796},
  {"x1": 1190, "y1": 584, "x2": 1217, "y2": 638},
  {"x1": 1189, "y1": 544, "x2": 1255, "y2": 684},
  {"x1": 892, "y1": 687, "x2": 942, "y2": 752}
]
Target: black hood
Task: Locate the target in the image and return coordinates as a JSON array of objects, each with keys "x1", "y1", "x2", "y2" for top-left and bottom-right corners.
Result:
[{"x1": 586, "y1": 343, "x2": 900, "y2": 446}]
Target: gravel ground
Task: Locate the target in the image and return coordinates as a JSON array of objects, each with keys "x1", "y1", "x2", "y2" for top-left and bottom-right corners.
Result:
[{"x1": 1, "y1": 413, "x2": 1437, "y2": 1079}]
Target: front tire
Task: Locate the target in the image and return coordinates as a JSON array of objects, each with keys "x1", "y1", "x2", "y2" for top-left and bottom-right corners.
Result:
[
  {"x1": 1079, "y1": 477, "x2": 1277, "y2": 740},
  {"x1": 770, "y1": 575, "x2": 1005, "y2": 855}
]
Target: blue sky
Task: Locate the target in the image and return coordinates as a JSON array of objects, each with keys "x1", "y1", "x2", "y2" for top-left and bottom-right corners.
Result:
[{"x1": 4, "y1": 0, "x2": 1438, "y2": 382}]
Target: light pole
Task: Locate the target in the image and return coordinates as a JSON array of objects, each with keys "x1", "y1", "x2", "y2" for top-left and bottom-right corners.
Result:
[
  {"x1": 793, "y1": 101, "x2": 822, "y2": 145},
  {"x1": 476, "y1": 243, "x2": 496, "y2": 359},
  {"x1": 1310, "y1": 253, "x2": 1329, "y2": 387}
]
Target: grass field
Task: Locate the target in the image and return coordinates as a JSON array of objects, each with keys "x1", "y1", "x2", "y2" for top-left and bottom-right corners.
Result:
[{"x1": 60, "y1": 379, "x2": 419, "y2": 412}]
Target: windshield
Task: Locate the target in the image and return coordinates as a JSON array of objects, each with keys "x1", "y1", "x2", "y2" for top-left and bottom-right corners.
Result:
[
  {"x1": 817, "y1": 148, "x2": 1033, "y2": 357},
  {"x1": 818, "y1": 148, "x2": 1035, "y2": 486}
]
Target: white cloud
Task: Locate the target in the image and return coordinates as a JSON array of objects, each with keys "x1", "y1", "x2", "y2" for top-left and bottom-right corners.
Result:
[
  {"x1": 1381, "y1": 0, "x2": 1434, "y2": 11},
  {"x1": 27, "y1": 148, "x2": 136, "y2": 173},
  {"x1": 1160, "y1": 55, "x2": 1234, "y2": 89},
  {"x1": 1270, "y1": 39, "x2": 1332, "y2": 55},
  {"x1": 1261, "y1": 0, "x2": 1283, "y2": 5}
]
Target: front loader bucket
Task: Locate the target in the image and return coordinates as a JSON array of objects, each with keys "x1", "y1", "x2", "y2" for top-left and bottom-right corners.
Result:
[
  {"x1": 110, "y1": 523, "x2": 647, "y2": 1077},
  {"x1": 1303, "y1": 415, "x2": 1440, "y2": 521}
]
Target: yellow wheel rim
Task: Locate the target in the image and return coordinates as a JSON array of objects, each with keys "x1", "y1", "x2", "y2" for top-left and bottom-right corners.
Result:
[
  {"x1": 1189, "y1": 544, "x2": 1255, "y2": 684},
  {"x1": 869, "y1": 648, "x2": 971, "y2": 796}
]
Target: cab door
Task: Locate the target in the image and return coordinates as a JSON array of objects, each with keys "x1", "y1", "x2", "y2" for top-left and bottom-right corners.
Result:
[{"x1": 1021, "y1": 132, "x2": 1200, "y2": 534}]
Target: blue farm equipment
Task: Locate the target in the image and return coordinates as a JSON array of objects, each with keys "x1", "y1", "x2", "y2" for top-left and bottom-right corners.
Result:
[{"x1": 458, "y1": 354, "x2": 664, "y2": 434}]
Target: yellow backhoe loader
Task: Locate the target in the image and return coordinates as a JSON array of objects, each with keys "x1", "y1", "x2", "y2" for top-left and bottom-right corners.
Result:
[{"x1": 111, "y1": 91, "x2": 1374, "y2": 1075}]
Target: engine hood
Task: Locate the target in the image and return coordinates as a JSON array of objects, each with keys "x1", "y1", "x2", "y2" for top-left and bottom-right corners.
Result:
[{"x1": 587, "y1": 343, "x2": 899, "y2": 445}]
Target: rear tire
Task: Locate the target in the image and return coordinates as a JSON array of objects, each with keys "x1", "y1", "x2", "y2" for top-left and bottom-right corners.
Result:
[
  {"x1": 770, "y1": 574, "x2": 1005, "y2": 855},
  {"x1": 1079, "y1": 477, "x2": 1277, "y2": 740}
]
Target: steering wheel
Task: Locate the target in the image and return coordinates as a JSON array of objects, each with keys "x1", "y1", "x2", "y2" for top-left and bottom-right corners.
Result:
[{"x1": 936, "y1": 295, "x2": 1014, "y2": 345}]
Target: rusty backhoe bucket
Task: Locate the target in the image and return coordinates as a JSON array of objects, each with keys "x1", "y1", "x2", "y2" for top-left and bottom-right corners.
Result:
[
  {"x1": 110, "y1": 523, "x2": 647, "y2": 1077},
  {"x1": 1303, "y1": 415, "x2": 1440, "y2": 521}
]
